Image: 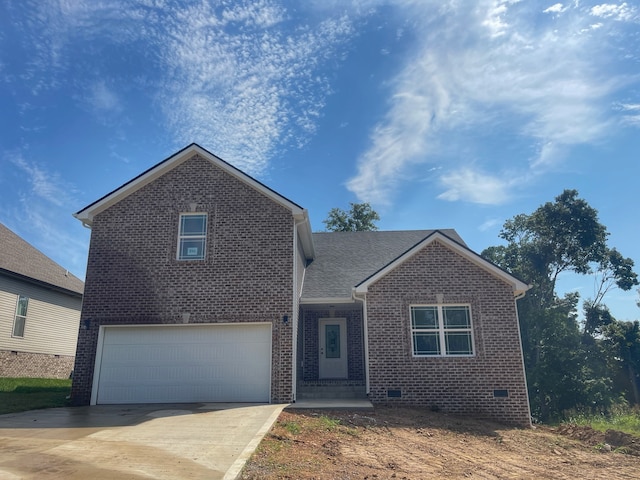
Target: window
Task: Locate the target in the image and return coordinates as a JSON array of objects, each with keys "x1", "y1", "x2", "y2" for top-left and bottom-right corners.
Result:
[
  {"x1": 411, "y1": 304, "x2": 473, "y2": 356},
  {"x1": 177, "y1": 213, "x2": 207, "y2": 260},
  {"x1": 13, "y1": 295, "x2": 28, "y2": 337}
]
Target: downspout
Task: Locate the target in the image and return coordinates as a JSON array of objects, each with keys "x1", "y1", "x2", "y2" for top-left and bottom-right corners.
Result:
[
  {"x1": 291, "y1": 219, "x2": 300, "y2": 403},
  {"x1": 352, "y1": 290, "x2": 370, "y2": 396}
]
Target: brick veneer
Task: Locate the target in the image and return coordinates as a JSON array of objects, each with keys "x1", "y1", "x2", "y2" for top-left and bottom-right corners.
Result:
[
  {"x1": 0, "y1": 350, "x2": 74, "y2": 378},
  {"x1": 366, "y1": 240, "x2": 531, "y2": 426},
  {"x1": 71, "y1": 153, "x2": 295, "y2": 405}
]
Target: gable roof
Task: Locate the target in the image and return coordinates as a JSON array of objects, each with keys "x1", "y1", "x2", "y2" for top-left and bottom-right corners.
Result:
[
  {"x1": 74, "y1": 143, "x2": 315, "y2": 259},
  {"x1": 0, "y1": 223, "x2": 84, "y2": 296},
  {"x1": 353, "y1": 230, "x2": 530, "y2": 297},
  {"x1": 301, "y1": 229, "x2": 466, "y2": 302}
]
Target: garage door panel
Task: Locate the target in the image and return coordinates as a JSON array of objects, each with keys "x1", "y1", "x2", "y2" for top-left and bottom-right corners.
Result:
[{"x1": 95, "y1": 324, "x2": 271, "y2": 404}]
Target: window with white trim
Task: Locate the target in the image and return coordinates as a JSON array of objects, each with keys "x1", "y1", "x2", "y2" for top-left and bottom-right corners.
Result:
[
  {"x1": 13, "y1": 295, "x2": 28, "y2": 337},
  {"x1": 410, "y1": 304, "x2": 474, "y2": 356},
  {"x1": 177, "y1": 213, "x2": 207, "y2": 260}
]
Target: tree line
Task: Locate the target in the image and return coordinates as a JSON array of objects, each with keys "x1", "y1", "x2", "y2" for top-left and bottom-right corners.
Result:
[{"x1": 326, "y1": 192, "x2": 639, "y2": 422}]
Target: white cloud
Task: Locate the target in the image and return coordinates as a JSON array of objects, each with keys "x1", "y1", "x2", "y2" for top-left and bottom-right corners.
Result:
[
  {"x1": 590, "y1": 3, "x2": 637, "y2": 21},
  {"x1": 347, "y1": 0, "x2": 635, "y2": 205},
  {"x1": 543, "y1": 4, "x2": 567, "y2": 14},
  {"x1": 437, "y1": 168, "x2": 511, "y2": 205},
  {"x1": 150, "y1": 1, "x2": 354, "y2": 175},
  {"x1": 9, "y1": 1, "x2": 354, "y2": 176},
  {"x1": 88, "y1": 81, "x2": 121, "y2": 113},
  {"x1": 478, "y1": 217, "x2": 502, "y2": 232},
  {"x1": 617, "y1": 102, "x2": 640, "y2": 126},
  {"x1": 10, "y1": 155, "x2": 75, "y2": 207}
]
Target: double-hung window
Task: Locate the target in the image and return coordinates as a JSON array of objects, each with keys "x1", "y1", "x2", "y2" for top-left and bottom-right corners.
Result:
[
  {"x1": 411, "y1": 304, "x2": 473, "y2": 356},
  {"x1": 13, "y1": 295, "x2": 29, "y2": 337},
  {"x1": 177, "y1": 213, "x2": 207, "y2": 260}
]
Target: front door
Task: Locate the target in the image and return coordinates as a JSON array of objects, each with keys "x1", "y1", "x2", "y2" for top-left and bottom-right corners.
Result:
[{"x1": 319, "y1": 318, "x2": 348, "y2": 379}]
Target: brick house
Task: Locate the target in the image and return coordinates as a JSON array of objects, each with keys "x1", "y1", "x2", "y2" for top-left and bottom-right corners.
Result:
[
  {"x1": 0, "y1": 223, "x2": 84, "y2": 378},
  {"x1": 71, "y1": 144, "x2": 531, "y2": 426}
]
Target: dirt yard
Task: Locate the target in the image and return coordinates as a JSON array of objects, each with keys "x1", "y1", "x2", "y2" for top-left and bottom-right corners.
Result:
[{"x1": 241, "y1": 407, "x2": 640, "y2": 479}]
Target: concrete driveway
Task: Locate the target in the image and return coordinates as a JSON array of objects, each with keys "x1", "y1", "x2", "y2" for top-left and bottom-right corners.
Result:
[{"x1": 0, "y1": 403, "x2": 285, "y2": 480}]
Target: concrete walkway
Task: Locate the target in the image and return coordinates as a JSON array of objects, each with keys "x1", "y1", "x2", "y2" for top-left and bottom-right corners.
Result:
[
  {"x1": 287, "y1": 398, "x2": 374, "y2": 410},
  {"x1": 0, "y1": 403, "x2": 285, "y2": 480}
]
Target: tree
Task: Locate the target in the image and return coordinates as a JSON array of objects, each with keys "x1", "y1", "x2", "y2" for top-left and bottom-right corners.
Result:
[
  {"x1": 323, "y1": 202, "x2": 380, "y2": 232},
  {"x1": 482, "y1": 189, "x2": 638, "y2": 420}
]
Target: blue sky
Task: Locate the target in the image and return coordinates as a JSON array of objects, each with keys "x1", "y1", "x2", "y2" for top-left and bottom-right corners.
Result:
[{"x1": 1, "y1": 0, "x2": 639, "y2": 320}]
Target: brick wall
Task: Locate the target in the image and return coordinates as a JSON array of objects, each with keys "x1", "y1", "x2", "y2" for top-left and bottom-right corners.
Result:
[
  {"x1": 0, "y1": 350, "x2": 74, "y2": 378},
  {"x1": 71, "y1": 153, "x2": 295, "y2": 405},
  {"x1": 366, "y1": 240, "x2": 531, "y2": 426}
]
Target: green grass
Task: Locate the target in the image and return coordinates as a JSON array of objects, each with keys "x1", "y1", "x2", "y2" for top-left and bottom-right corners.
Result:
[
  {"x1": 0, "y1": 377, "x2": 72, "y2": 415},
  {"x1": 565, "y1": 406, "x2": 640, "y2": 437}
]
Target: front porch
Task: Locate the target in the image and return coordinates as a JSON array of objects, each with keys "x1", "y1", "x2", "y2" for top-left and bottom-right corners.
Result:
[{"x1": 296, "y1": 304, "x2": 367, "y2": 402}]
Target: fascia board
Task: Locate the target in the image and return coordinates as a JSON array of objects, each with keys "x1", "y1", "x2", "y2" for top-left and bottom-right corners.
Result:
[
  {"x1": 74, "y1": 143, "x2": 306, "y2": 226},
  {"x1": 354, "y1": 230, "x2": 531, "y2": 297}
]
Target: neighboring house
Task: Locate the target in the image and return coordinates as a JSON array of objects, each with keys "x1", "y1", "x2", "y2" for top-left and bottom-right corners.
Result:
[
  {"x1": 71, "y1": 144, "x2": 532, "y2": 426},
  {"x1": 0, "y1": 223, "x2": 84, "y2": 378}
]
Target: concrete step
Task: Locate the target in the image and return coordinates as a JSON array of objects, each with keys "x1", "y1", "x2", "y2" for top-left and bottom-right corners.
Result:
[{"x1": 297, "y1": 385, "x2": 367, "y2": 400}]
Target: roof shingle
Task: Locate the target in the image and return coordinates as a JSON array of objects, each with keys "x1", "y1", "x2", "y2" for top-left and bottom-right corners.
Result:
[
  {"x1": 0, "y1": 223, "x2": 84, "y2": 295},
  {"x1": 302, "y1": 229, "x2": 464, "y2": 299}
]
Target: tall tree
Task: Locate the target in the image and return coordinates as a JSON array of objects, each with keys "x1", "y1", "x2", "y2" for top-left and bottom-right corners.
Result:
[
  {"x1": 323, "y1": 202, "x2": 380, "y2": 232},
  {"x1": 482, "y1": 189, "x2": 638, "y2": 420}
]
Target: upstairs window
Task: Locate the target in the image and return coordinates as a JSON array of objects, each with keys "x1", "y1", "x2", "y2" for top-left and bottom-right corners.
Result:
[
  {"x1": 177, "y1": 213, "x2": 207, "y2": 260},
  {"x1": 13, "y1": 295, "x2": 29, "y2": 337},
  {"x1": 410, "y1": 304, "x2": 473, "y2": 356}
]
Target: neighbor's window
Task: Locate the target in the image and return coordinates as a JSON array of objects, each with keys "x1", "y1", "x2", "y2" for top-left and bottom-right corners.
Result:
[
  {"x1": 177, "y1": 213, "x2": 207, "y2": 260},
  {"x1": 13, "y1": 295, "x2": 29, "y2": 337},
  {"x1": 410, "y1": 304, "x2": 473, "y2": 356}
]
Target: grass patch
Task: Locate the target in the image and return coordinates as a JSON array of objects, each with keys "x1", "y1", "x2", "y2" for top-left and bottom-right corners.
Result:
[
  {"x1": 565, "y1": 406, "x2": 640, "y2": 437},
  {"x1": 0, "y1": 377, "x2": 72, "y2": 414}
]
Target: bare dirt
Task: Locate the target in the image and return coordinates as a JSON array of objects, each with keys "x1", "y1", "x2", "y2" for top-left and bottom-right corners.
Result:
[{"x1": 241, "y1": 407, "x2": 640, "y2": 479}]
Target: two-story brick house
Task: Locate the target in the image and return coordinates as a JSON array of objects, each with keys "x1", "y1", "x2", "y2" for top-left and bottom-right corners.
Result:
[{"x1": 71, "y1": 144, "x2": 531, "y2": 426}]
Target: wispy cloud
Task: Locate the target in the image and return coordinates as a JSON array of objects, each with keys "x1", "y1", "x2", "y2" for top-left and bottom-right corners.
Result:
[
  {"x1": 590, "y1": 3, "x2": 638, "y2": 21},
  {"x1": 88, "y1": 81, "x2": 121, "y2": 113},
  {"x1": 437, "y1": 168, "x2": 512, "y2": 205},
  {"x1": 153, "y1": 1, "x2": 354, "y2": 174},
  {"x1": 617, "y1": 102, "x2": 640, "y2": 126},
  {"x1": 1, "y1": 151, "x2": 88, "y2": 277},
  {"x1": 347, "y1": 0, "x2": 639, "y2": 205},
  {"x1": 8, "y1": 0, "x2": 355, "y2": 176},
  {"x1": 10, "y1": 154, "x2": 76, "y2": 207}
]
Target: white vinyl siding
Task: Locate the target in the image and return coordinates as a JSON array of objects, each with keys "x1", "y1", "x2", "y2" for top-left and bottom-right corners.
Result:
[
  {"x1": 93, "y1": 323, "x2": 272, "y2": 405},
  {"x1": 0, "y1": 276, "x2": 81, "y2": 356}
]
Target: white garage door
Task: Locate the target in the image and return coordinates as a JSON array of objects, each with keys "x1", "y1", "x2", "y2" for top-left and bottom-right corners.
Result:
[{"x1": 94, "y1": 323, "x2": 271, "y2": 404}]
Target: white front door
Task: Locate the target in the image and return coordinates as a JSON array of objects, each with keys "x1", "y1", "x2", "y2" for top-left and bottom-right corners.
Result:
[{"x1": 319, "y1": 318, "x2": 348, "y2": 379}]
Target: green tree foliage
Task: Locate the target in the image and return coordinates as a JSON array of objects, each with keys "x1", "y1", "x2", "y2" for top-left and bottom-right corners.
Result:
[
  {"x1": 323, "y1": 202, "x2": 380, "y2": 232},
  {"x1": 483, "y1": 189, "x2": 638, "y2": 421}
]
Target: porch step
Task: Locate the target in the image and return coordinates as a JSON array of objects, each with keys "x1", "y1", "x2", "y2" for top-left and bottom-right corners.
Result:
[{"x1": 297, "y1": 384, "x2": 367, "y2": 400}]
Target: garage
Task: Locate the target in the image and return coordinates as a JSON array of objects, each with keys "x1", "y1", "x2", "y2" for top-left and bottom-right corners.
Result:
[{"x1": 92, "y1": 323, "x2": 272, "y2": 405}]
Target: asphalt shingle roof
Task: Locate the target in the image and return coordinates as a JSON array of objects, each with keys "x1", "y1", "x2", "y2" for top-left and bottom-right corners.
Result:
[
  {"x1": 0, "y1": 223, "x2": 84, "y2": 295},
  {"x1": 302, "y1": 229, "x2": 464, "y2": 300}
]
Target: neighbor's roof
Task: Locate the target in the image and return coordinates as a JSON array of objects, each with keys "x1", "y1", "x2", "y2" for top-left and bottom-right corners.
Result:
[
  {"x1": 301, "y1": 229, "x2": 465, "y2": 300},
  {"x1": 0, "y1": 223, "x2": 84, "y2": 296}
]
